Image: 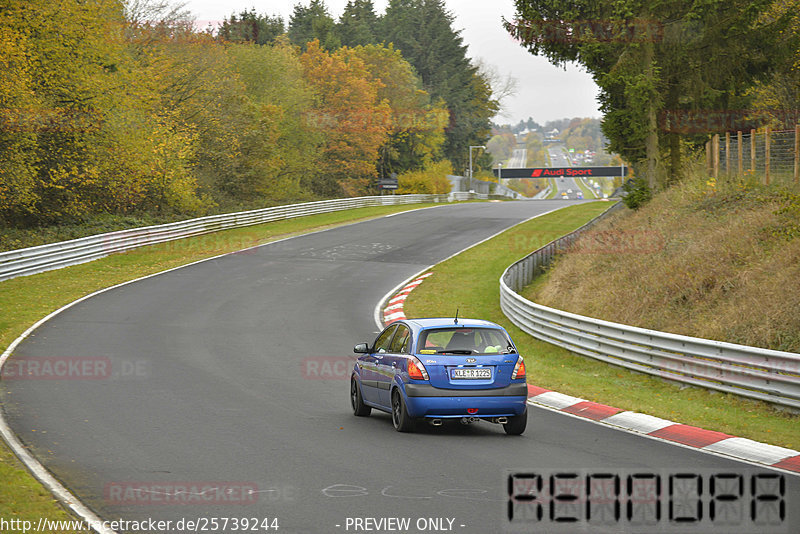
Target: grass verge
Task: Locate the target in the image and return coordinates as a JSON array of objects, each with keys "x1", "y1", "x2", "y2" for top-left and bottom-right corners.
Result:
[
  {"x1": 575, "y1": 177, "x2": 598, "y2": 199},
  {"x1": 0, "y1": 201, "x2": 444, "y2": 525},
  {"x1": 545, "y1": 179, "x2": 558, "y2": 199},
  {"x1": 403, "y1": 202, "x2": 799, "y2": 451},
  {"x1": 0, "y1": 197, "x2": 345, "y2": 252},
  {"x1": 532, "y1": 177, "x2": 800, "y2": 353}
]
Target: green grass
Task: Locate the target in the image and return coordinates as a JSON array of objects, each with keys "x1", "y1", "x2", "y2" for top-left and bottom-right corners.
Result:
[
  {"x1": 0, "y1": 201, "x2": 445, "y2": 526},
  {"x1": 404, "y1": 201, "x2": 800, "y2": 451},
  {"x1": 574, "y1": 177, "x2": 598, "y2": 199},
  {"x1": 545, "y1": 179, "x2": 559, "y2": 199},
  {"x1": 0, "y1": 196, "x2": 347, "y2": 252}
]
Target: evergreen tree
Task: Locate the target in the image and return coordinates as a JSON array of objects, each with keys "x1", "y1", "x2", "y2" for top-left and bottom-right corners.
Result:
[
  {"x1": 218, "y1": 9, "x2": 284, "y2": 45},
  {"x1": 337, "y1": 0, "x2": 380, "y2": 47},
  {"x1": 381, "y1": 0, "x2": 497, "y2": 171},
  {"x1": 288, "y1": 0, "x2": 340, "y2": 50}
]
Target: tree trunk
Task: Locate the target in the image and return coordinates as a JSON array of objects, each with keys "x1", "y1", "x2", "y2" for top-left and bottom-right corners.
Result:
[
  {"x1": 666, "y1": 83, "x2": 681, "y2": 184},
  {"x1": 644, "y1": 41, "x2": 659, "y2": 191}
]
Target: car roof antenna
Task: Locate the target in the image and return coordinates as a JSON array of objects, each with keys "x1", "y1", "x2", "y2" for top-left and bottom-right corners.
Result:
[{"x1": 454, "y1": 308, "x2": 459, "y2": 325}]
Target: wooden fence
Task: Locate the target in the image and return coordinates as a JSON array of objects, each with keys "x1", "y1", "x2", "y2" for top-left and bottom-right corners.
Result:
[{"x1": 706, "y1": 125, "x2": 800, "y2": 185}]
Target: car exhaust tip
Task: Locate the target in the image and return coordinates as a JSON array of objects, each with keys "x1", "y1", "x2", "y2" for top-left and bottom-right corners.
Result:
[
  {"x1": 460, "y1": 417, "x2": 480, "y2": 425},
  {"x1": 429, "y1": 419, "x2": 443, "y2": 427},
  {"x1": 493, "y1": 417, "x2": 508, "y2": 424}
]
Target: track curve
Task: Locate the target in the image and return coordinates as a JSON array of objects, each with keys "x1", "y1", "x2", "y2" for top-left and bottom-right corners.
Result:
[{"x1": 3, "y1": 200, "x2": 797, "y2": 533}]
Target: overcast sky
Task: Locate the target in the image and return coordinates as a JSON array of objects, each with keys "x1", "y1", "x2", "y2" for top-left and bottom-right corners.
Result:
[{"x1": 183, "y1": 0, "x2": 602, "y2": 125}]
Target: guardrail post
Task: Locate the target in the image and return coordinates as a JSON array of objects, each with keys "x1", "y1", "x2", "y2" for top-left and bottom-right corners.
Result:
[{"x1": 751, "y1": 129, "x2": 756, "y2": 175}]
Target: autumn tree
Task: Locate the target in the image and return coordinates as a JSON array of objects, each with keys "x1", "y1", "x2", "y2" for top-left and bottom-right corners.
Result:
[
  {"x1": 0, "y1": 0, "x2": 147, "y2": 223},
  {"x1": 218, "y1": 39, "x2": 323, "y2": 202},
  {"x1": 0, "y1": 5, "x2": 39, "y2": 223},
  {"x1": 350, "y1": 44, "x2": 448, "y2": 179},
  {"x1": 300, "y1": 40, "x2": 391, "y2": 196}
]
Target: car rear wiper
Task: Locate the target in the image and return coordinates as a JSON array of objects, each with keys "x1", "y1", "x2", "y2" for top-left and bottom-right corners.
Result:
[{"x1": 436, "y1": 349, "x2": 473, "y2": 355}]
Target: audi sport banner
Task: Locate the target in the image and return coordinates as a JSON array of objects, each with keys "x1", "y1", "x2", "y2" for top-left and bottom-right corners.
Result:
[{"x1": 494, "y1": 166, "x2": 628, "y2": 179}]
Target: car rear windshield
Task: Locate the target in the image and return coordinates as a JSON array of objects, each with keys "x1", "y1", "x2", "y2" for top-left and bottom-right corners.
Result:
[{"x1": 417, "y1": 328, "x2": 516, "y2": 355}]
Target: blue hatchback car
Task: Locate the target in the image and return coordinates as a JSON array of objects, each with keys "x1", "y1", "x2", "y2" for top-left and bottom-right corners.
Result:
[{"x1": 351, "y1": 318, "x2": 528, "y2": 434}]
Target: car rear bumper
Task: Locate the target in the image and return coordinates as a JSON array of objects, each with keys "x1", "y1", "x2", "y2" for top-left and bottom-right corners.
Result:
[
  {"x1": 403, "y1": 383, "x2": 528, "y2": 418},
  {"x1": 405, "y1": 383, "x2": 528, "y2": 397}
]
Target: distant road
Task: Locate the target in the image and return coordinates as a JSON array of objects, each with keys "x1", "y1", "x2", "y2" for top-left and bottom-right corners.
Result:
[
  {"x1": 507, "y1": 144, "x2": 527, "y2": 168},
  {"x1": 546, "y1": 144, "x2": 583, "y2": 199}
]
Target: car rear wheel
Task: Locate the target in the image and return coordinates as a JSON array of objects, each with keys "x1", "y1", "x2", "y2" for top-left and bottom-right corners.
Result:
[
  {"x1": 391, "y1": 390, "x2": 413, "y2": 432},
  {"x1": 503, "y1": 409, "x2": 527, "y2": 435},
  {"x1": 351, "y1": 377, "x2": 371, "y2": 417}
]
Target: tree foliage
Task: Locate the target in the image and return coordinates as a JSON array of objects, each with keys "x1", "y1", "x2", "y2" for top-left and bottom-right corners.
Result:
[
  {"x1": 396, "y1": 160, "x2": 453, "y2": 194},
  {"x1": 337, "y1": 0, "x2": 380, "y2": 47},
  {"x1": 382, "y1": 0, "x2": 498, "y2": 171},
  {"x1": 351, "y1": 44, "x2": 449, "y2": 179},
  {"x1": 218, "y1": 9, "x2": 285, "y2": 45},
  {"x1": 300, "y1": 40, "x2": 391, "y2": 195},
  {"x1": 288, "y1": 0, "x2": 340, "y2": 50},
  {"x1": 0, "y1": 0, "x2": 472, "y2": 229},
  {"x1": 506, "y1": 0, "x2": 797, "y2": 190}
]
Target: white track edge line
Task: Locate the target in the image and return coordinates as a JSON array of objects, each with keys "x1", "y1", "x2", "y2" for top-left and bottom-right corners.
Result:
[
  {"x1": 526, "y1": 399, "x2": 800, "y2": 477},
  {"x1": 372, "y1": 204, "x2": 567, "y2": 330},
  {"x1": 363, "y1": 200, "x2": 800, "y2": 479},
  {"x1": 0, "y1": 201, "x2": 452, "y2": 533}
]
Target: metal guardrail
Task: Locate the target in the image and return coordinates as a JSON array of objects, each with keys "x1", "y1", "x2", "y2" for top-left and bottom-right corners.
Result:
[
  {"x1": 447, "y1": 175, "x2": 525, "y2": 200},
  {"x1": 0, "y1": 193, "x2": 466, "y2": 282},
  {"x1": 500, "y1": 202, "x2": 800, "y2": 409}
]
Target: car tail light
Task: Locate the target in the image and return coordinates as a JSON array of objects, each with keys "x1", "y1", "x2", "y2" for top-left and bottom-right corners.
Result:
[
  {"x1": 512, "y1": 356, "x2": 526, "y2": 379},
  {"x1": 408, "y1": 357, "x2": 429, "y2": 380}
]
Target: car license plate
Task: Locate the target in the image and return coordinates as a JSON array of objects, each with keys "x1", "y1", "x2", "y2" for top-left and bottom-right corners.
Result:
[{"x1": 451, "y1": 368, "x2": 491, "y2": 379}]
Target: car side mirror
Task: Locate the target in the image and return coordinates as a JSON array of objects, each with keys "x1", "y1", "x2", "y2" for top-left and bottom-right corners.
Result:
[{"x1": 353, "y1": 343, "x2": 370, "y2": 354}]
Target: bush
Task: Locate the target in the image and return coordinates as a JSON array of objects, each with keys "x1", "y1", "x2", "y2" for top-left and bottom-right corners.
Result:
[
  {"x1": 622, "y1": 177, "x2": 652, "y2": 209},
  {"x1": 396, "y1": 161, "x2": 453, "y2": 194}
]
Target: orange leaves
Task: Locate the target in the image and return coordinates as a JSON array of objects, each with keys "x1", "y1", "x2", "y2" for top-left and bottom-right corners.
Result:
[{"x1": 300, "y1": 40, "x2": 391, "y2": 193}]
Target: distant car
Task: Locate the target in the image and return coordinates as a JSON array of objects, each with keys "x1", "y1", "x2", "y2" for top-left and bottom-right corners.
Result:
[
  {"x1": 351, "y1": 318, "x2": 528, "y2": 434},
  {"x1": 561, "y1": 192, "x2": 568, "y2": 198},
  {"x1": 567, "y1": 189, "x2": 573, "y2": 193},
  {"x1": 577, "y1": 192, "x2": 584, "y2": 199}
]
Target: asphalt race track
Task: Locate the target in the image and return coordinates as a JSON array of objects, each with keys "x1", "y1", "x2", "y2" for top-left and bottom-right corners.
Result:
[
  {"x1": 546, "y1": 145, "x2": 585, "y2": 200},
  {"x1": 3, "y1": 200, "x2": 798, "y2": 533}
]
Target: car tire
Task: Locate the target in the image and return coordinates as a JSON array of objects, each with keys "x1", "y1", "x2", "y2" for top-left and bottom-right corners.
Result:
[
  {"x1": 503, "y1": 409, "x2": 527, "y2": 435},
  {"x1": 351, "y1": 377, "x2": 371, "y2": 417},
  {"x1": 391, "y1": 390, "x2": 413, "y2": 432}
]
